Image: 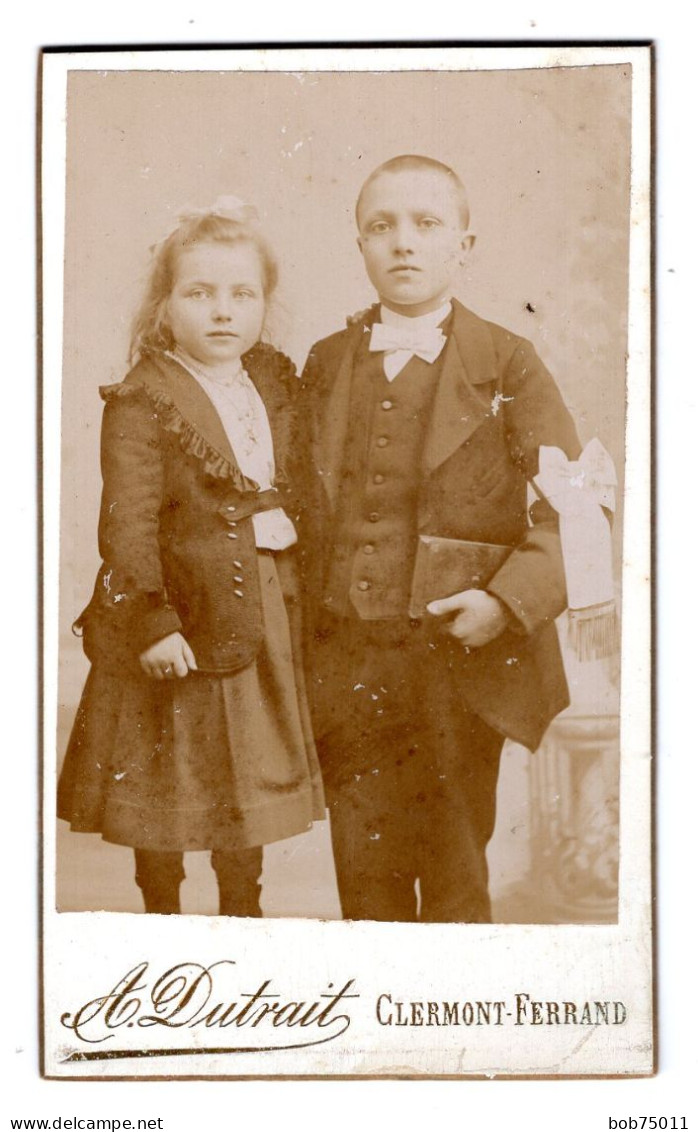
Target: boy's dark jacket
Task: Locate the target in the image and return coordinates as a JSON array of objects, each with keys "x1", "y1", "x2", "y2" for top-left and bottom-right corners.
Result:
[
  {"x1": 298, "y1": 299, "x2": 582, "y2": 751},
  {"x1": 75, "y1": 346, "x2": 299, "y2": 675}
]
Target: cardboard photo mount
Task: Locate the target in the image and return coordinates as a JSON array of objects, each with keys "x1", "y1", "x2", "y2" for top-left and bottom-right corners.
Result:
[{"x1": 42, "y1": 44, "x2": 652, "y2": 1078}]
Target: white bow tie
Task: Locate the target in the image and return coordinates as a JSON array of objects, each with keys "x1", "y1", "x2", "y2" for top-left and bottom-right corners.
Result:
[{"x1": 368, "y1": 321, "x2": 447, "y2": 381}]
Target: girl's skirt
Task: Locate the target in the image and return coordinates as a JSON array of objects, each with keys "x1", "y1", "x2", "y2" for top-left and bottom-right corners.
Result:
[{"x1": 57, "y1": 552, "x2": 325, "y2": 851}]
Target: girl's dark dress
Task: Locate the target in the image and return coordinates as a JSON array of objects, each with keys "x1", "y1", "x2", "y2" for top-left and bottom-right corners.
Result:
[{"x1": 58, "y1": 345, "x2": 324, "y2": 852}]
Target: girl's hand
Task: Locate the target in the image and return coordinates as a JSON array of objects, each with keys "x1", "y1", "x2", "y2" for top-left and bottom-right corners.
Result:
[
  {"x1": 426, "y1": 589, "x2": 509, "y2": 649},
  {"x1": 139, "y1": 633, "x2": 198, "y2": 679}
]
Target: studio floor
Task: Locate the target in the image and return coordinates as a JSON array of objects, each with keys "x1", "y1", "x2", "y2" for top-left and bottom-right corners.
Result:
[
  {"x1": 53, "y1": 701, "x2": 616, "y2": 925},
  {"x1": 55, "y1": 811, "x2": 588, "y2": 924}
]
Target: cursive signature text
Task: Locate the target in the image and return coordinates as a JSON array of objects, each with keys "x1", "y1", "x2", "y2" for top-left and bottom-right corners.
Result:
[{"x1": 60, "y1": 961, "x2": 358, "y2": 1056}]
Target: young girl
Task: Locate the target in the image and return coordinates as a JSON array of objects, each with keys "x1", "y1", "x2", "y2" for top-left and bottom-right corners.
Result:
[{"x1": 58, "y1": 198, "x2": 325, "y2": 916}]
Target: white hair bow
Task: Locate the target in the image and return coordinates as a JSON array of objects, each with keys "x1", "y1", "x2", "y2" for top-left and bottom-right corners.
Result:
[
  {"x1": 150, "y1": 195, "x2": 259, "y2": 253},
  {"x1": 177, "y1": 195, "x2": 259, "y2": 225}
]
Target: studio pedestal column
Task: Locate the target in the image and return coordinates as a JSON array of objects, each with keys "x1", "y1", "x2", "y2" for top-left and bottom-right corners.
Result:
[{"x1": 529, "y1": 711, "x2": 620, "y2": 921}]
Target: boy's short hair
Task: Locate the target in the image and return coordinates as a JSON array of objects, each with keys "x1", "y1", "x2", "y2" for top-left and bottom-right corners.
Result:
[{"x1": 356, "y1": 155, "x2": 471, "y2": 229}]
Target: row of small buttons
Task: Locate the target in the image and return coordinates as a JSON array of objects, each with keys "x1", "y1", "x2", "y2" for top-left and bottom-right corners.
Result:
[
  {"x1": 222, "y1": 507, "x2": 246, "y2": 595},
  {"x1": 233, "y1": 552, "x2": 245, "y2": 596},
  {"x1": 233, "y1": 550, "x2": 243, "y2": 597},
  {"x1": 359, "y1": 416, "x2": 389, "y2": 584},
  {"x1": 225, "y1": 505, "x2": 239, "y2": 541}
]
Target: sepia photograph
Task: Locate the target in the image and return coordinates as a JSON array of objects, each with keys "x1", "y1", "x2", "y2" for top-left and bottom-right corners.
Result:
[{"x1": 41, "y1": 44, "x2": 652, "y2": 1078}]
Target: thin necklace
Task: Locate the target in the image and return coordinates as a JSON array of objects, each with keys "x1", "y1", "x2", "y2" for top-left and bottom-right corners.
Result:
[
  {"x1": 172, "y1": 346, "x2": 244, "y2": 388},
  {"x1": 172, "y1": 348, "x2": 261, "y2": 458}
]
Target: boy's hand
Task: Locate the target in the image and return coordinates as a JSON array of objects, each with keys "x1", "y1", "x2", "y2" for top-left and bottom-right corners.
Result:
[
  {"x1": 139, "y1": 632, "x2": 198, "y2": 679},
  {"x1": 426, "y1": 589, "x2": 509, "y2": 648}
]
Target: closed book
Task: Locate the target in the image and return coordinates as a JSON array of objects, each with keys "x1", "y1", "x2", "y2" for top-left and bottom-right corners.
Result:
[{"x1": 408, "y1": 535, "x2": 512, "y2": 618}]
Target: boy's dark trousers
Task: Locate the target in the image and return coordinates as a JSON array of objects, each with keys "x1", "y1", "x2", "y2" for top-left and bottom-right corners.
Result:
[{"x1": 314, "y1": 614, "x2": 504, "y2": 923}]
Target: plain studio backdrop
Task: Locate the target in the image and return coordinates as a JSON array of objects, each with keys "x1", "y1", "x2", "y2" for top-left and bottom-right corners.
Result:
[{"x1": 56, "y1": 62, "x2": 630, "y2": 916}]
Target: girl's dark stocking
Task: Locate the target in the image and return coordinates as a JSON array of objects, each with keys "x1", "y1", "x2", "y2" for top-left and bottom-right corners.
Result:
[
  {"x1": 211, "y1": 846, "x2": 264, "y2": 917},
  {"x1": 134, "y1": 848, "x2": 185, "y2": 914}
]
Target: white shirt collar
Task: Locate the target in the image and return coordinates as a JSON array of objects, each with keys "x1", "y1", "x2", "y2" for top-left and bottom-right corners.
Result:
[{"x1": 379, "y1": 299, "x2": 452, "y2": 331}]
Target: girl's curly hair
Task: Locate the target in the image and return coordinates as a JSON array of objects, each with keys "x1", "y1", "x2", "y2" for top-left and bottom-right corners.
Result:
[{"x1": 130, "y1": 210, "x2": 278, "y2": 364}]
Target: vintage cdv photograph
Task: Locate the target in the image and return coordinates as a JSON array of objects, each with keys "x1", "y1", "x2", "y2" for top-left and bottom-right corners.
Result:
[{"x1": 41, "y1": 44, "x2": 652, "y2": 1077}]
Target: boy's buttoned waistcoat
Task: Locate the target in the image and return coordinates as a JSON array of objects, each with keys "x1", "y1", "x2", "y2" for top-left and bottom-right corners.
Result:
[
  {"x1": 76, "y1": 346, "x2": 299, "y2": 674},
  {"x1": 299, "y1": 300, "x2": 582, "y2": 751}
]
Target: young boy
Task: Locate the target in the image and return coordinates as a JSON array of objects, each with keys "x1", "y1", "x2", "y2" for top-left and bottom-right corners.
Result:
[{"x1": 299, "y1": 155, "x2": 581, "y2": 923}]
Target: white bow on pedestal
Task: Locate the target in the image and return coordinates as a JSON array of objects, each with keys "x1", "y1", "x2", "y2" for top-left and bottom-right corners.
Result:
[{"x1": 534, "y1": 438, "x2": 619, "y2": 660}]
